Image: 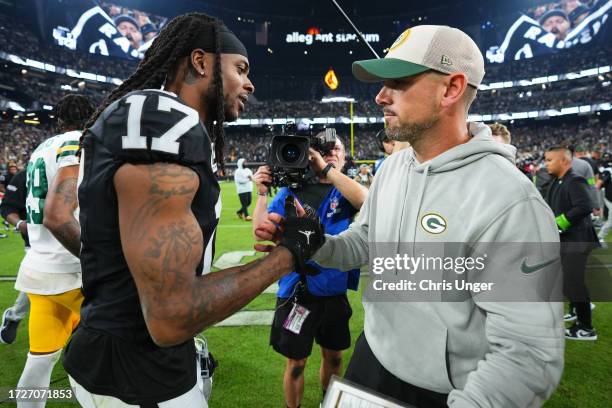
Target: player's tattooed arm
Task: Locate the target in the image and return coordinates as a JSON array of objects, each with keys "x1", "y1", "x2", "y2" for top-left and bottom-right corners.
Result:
[
  {"x1": 44, "y1": 165, "x2": 81, "y2": 257},
  {"x1": 114, "y1": 162, "x2": 294, "y2": 347}
]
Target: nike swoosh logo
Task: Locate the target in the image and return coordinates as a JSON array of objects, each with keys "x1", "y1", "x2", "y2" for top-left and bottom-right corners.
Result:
[{"x1": 521, "y1": 257, "x2": 558, "y2": 274}]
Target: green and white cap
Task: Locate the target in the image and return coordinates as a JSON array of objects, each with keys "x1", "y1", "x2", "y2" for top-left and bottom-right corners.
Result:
[{"x1": 352, "y1": 25, "x2": 485, "y2": 88}]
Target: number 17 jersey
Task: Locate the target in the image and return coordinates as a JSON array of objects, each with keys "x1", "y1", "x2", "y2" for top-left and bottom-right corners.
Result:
[{"x1": 64, "y1": 90, "x2": 221, "y2": 404}]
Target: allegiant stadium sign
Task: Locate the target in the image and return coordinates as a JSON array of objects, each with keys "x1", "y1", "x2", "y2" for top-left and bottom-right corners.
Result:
[{"x1": 285, "y1": 31, "x2": 380, "y2": 45}]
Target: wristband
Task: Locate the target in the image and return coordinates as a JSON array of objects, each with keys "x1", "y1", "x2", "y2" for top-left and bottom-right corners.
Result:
[
  {"x1": 321, "y1": 163, "x2": 335, "y2": 177},
  {"x1": 555, "y1": 214, "x2": 571, "y2": 231},
  {"x1": 257, "y1": 191, "x2": 268, "y2": 196}
]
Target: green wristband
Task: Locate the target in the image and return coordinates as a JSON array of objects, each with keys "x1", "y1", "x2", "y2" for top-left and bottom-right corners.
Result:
[{"x1": 555, "y1": 214, "x2": 571, "y2": 231}]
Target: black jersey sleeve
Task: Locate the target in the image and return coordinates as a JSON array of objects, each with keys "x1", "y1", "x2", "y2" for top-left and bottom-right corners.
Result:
[{"x1": 87, "y1": 90, "x2": 212, "y2": 166}]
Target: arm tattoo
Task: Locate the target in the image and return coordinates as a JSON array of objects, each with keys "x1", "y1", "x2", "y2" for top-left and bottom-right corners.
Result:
[
  {"x1": 127, "y1": 163, "x2": 198, "y2": 241},
  {"x1": 54, "y1": 220, "x2": 81, "y2": 257},
  {"x1": 54, "y1": 177, "x2": 78, "y2": 205},
  {"x1": 47, "y1": 175, "x2": 80, "y2": 256},
  {"x1": 120, "y1": 162, "x2": 292, "y2": 341}
]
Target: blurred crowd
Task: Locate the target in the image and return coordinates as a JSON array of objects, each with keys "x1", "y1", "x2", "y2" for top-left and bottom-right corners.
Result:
[
  {"x1": 1, "y1": 8, "x2": 611, "y2": 183},
  {"x1": 0, "y1": 122, "x2": 51, "y2": 170},
  {"x1": 1, "y1": 11, "x2": 610, "y2": 104},
  {"x1": 2, "y1": 119, "x2": 610, "y2": 180}
]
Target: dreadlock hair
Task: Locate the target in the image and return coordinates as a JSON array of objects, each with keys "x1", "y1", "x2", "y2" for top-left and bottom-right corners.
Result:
[
  {"x1": 56, "y1": 94, "x2": 95, "y2": 132},
  {"x1": 81, "y1": 13, "x2": 227, "y2": 167}
]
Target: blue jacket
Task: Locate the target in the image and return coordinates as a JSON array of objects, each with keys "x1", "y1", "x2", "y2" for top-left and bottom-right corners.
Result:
[{"x1": 269, "y1": 186, "x2": 360, "y2": 297}]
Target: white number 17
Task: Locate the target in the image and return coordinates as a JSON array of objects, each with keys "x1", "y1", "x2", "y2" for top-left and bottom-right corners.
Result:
[{"x1": 121, "y1": 94, "x2": 199, "y2": 154}]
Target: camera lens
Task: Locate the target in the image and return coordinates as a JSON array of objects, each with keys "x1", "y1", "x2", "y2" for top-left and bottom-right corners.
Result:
[{"x1": 281, "y1": 144, "x2": 301, "y2": 163}]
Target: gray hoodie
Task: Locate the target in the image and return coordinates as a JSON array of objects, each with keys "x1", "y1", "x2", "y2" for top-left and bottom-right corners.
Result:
[{"x1": 312, "y1": 122, "x2": 564, "y2": 408}]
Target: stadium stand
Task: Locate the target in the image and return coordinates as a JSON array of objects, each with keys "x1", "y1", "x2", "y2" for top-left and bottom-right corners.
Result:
[{"x1": 0, "y1": 8, "x2": 610, "y2": 170}]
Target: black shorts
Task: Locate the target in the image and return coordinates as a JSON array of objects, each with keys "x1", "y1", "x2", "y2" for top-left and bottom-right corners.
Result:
[{"x1": 270, "y1": 293, "x2": 352, "y2": 360}]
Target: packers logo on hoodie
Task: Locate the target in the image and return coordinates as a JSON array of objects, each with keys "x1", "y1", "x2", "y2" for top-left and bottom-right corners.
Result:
[{"x1": 421, "y1": 213, "x2": 447, "y2": 234}]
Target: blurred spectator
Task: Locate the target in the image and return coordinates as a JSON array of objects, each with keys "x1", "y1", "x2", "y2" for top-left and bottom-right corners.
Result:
[
  {"x1": 489, "y1": 122, "x2": 512, "y2": 144},
  {"x1": 540, "y1": 9, "x2": 571, "y2": 40},
  {"x1": 354, "y1": 164, "x2": 373, "y2": 188},
  {"x1": 114, "y1": 15, "x2": 143, "y2": 50}
]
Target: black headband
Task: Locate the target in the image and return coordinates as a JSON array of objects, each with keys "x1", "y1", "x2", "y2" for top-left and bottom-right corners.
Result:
[{"x1": 191, "y1": 24, "x2": 248, "y2": 58}]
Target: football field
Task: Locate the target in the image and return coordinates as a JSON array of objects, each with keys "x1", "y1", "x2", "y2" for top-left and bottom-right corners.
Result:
[{"x1": 0, "y1": 181, "x2": 610, "y2": 407}]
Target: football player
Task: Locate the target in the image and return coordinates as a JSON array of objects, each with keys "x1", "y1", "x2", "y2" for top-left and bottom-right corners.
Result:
[
  {"x1": 14, "y1": 94, "x2": 94, "y2": 407},
  {"x1": 62, "y1": 12, "x2": 323, "y2": 407}
]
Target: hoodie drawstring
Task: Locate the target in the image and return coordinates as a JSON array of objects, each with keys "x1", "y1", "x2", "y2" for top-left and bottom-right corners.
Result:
[{"x1": 412, "y1": 164, "x2": 430, "y2": 253}]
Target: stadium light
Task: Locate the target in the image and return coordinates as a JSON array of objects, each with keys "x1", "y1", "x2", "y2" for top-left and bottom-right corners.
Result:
[
  {"x1": 8, "y1": 101, "x2": 25, "y2": 111},
  {"x1": 321, "y1": 97, "x2": 355, "y2": 103}
]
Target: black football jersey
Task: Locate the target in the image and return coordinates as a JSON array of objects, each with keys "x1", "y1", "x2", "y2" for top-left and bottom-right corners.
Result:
[{"x1": 63, "y1": 89, "x2": 220, "y2": 404}]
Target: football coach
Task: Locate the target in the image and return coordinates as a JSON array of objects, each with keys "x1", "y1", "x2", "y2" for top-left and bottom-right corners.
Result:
[{"x1": 258, "y1": 25, "x2": 565, "y2": 408}]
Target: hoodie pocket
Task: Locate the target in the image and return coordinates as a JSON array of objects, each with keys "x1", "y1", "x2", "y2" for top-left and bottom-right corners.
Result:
[{"x1": 365, "y1": 303, "x2": 455, "y2": 394}]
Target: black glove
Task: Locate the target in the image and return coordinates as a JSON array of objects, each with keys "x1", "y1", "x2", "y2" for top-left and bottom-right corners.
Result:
[{"x1": 279, "y1": 196, "x2": 325, "y2": 275}]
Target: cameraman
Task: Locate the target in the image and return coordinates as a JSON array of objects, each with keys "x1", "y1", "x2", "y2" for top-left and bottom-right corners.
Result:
[{"x1": 252, "y1": 136, "x2": 367, "y2": 408}]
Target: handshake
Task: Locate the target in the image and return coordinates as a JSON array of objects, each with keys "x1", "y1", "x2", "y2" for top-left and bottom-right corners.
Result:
[{"x1": 254, "y1": 196, "x2": 325, "y2": 275}]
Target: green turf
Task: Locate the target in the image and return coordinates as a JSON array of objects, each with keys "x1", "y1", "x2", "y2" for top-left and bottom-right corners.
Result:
[{"x1": 0, "y1": 181, "x2": 610, "y2": 407}]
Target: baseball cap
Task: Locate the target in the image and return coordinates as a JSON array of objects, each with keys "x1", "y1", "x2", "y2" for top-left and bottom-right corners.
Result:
[
  {"x1": 352, "y1": 25, "x2": 485, "y2": 88},
  {"x1": 539, "y1": 9, "x2": 568, "y2": 24},
  {"x1": 569, "y1": 5, "x2": 589, "y2": 24},
  {"x1": 140, "y1": 23, "x2": 158, "y2": 36},
  {"x1": 114, "y1": 15, "x2": 140, "y2": 30}
]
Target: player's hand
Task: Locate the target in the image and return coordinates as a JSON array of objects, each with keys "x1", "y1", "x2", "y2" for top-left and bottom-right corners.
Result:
[
  {"x1": 253, "y1": 198, "x2": 306, "y2": 252},
  {"x1": 253, "y1": 165, "x2": 272, "y2": 195},
  {"x1": 309, "y1": 148, "x2": 327, "y2": 174},
  {"x1": 278, "y1": 196, "x2": 324, "y2": 275},
  {"x1": 254, "y1": 216, "x2": 282, "y2": 252}
]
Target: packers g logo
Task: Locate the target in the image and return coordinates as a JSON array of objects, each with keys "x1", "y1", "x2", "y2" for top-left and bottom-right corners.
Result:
[
  {"x1": 389, "y1": 29, "x2": 411, "y2": 52},
  {"x1": 421, "y1": 213, "x2": 447, "y2": 234}
]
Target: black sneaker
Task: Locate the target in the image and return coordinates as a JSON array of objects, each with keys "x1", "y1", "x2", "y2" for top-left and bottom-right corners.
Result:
[
  {"x1": 563, "y1": 311, "x2": 577, "y2": 322},
  {"x1": 565, "y1": 324, "x2": 597, "y2": 341},
  {"x1": 0, "y1": 309, "x2": 20, "y2": 344}
]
